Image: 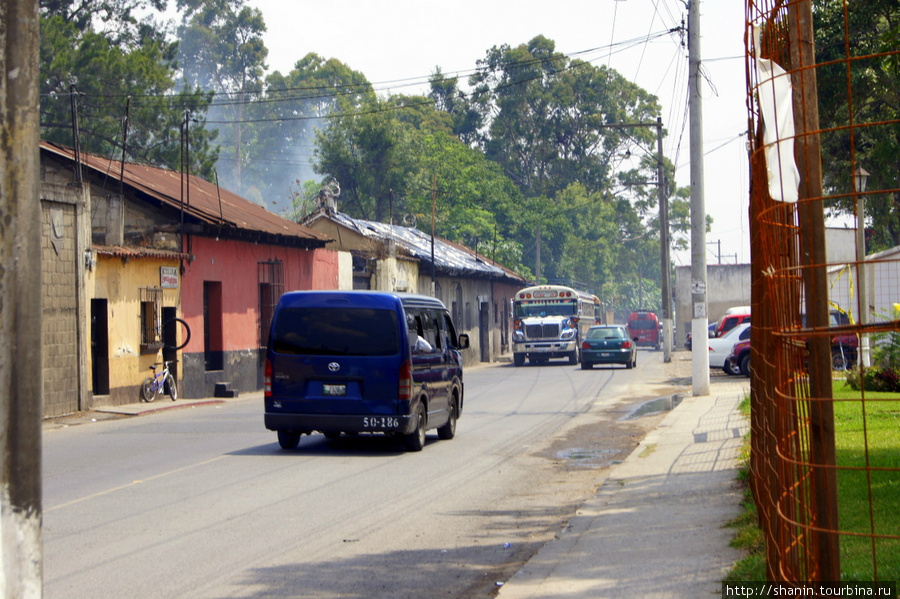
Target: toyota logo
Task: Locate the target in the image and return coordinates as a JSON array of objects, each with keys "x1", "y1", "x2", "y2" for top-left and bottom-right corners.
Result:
[{"x1": 328, "y1": 362, "x2": 341, "y2": 372}]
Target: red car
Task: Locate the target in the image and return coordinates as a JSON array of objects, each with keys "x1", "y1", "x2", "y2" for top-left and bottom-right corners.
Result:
[
  {"x1": 724, "y1": 328, "x2": 858, "y2": 377},
  {"x1": 726, "y1": 339, "x2": 751, "y2": 377}
]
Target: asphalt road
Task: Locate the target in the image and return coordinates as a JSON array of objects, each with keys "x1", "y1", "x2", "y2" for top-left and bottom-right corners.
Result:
[{"x1": 43, "y1": 350, "x2": 682, "y2": 599}]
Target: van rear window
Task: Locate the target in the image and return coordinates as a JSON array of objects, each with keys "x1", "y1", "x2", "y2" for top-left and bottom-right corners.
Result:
[
  {"x1": 628, "y1": 320, "x2": 657, "y2": 330},
  {"x1": 271, "y1": 308, "x2": 400, "y2": 356}
]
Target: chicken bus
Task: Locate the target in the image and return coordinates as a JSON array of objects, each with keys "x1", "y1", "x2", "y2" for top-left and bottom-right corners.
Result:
[{"x1": 511, "y1": 285, "x2": 603, "y2": 367}]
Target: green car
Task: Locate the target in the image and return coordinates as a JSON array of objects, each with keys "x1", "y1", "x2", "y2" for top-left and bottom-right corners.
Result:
[{"x1": 580, "y1": 325, "x2": 638, "y2": 370}]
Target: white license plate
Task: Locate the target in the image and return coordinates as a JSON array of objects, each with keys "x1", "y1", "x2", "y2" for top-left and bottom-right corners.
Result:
[
  {"x1": 323, "y1": 384, "x2": 346, "y2": 396},
  {"x1": 600, "y1": 353, "x2": 611, "y2": 357},
  {"x1": 362, "y1": 416, "x2": 399, "y2": 428}
]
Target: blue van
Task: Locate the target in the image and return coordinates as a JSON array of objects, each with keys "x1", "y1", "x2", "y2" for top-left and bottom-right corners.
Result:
[{"x1": 264, "y1": 291, "x2": 469, "y2": 452}]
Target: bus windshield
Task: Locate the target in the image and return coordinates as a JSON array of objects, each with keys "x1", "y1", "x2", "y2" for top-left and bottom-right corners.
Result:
[{"x1": 514, "y1": 300, "x2": 578, "y2": 318}]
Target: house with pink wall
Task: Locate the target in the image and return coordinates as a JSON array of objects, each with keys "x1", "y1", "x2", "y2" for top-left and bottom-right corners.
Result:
[{"x1": 41, "y1": 141, "x2": 339, "y2": 411}]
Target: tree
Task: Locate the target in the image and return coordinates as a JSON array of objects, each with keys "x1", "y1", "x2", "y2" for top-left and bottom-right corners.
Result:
[
  {"x1": 247, "y1": 54, "x2": 373, "y2": 208},
  {"x1": 39, "y1": 12, "x2": 217, "y2": 176},
  {"x1": 429, "y1": 68, "x2": 482, "y2": 145},
  {"x1": 176, "y1": 0, "x2": 268, "y2": 195},
  {"x1": 314, "y1": 95, "x2": 423, "y2": 222},
  {"x1": 815, "y1": 0, "x2": 900, "y2": 251},
  {"x1": 468, "y1": 35, "x2": 662, "y2": 200}
]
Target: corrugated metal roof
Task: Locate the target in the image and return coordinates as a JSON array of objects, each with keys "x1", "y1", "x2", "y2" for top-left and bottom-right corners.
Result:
[
  {"x1": 311, "y1": 209, "x2": 525, "y2": 281},
  {"x1": 41, "y1": 141, "x2": 331, "y2": 246}
]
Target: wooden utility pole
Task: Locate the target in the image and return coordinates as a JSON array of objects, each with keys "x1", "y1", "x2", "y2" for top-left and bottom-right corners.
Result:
[
  {"x1": 1, "y1": 0, "x2": 44, "y2": 596},
  {"x1": 601, "y1": 120, "x2": 672, "y2": 361},
  {"x1": 789, "y1": 0, "x2": 841, "y2": 580}
]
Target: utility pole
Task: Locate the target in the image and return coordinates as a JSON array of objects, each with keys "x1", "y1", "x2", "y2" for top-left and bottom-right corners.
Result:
[
  {"x1": 656, "y1": 117, "x2": 672, "y2": 363},
  {"x1": 1, "y1": 0, "x2": 44, "y2": 596},
  {"x1": 601, "y1": 120, "x2": 672, "y2": 361},
  {"x1": 689, "y1": 0, "x2": 710, "y2": 395}
]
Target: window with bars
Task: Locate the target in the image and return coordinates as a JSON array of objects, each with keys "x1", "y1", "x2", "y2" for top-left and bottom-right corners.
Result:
[
  {"x1": 140, "y1": 286, "x2": 163, "y2": 354},
  {"x1": 258, "y1": 261, "x2": 284, "y2": 347}
]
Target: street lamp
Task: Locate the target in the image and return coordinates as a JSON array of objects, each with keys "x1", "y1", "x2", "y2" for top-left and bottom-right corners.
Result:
[
  {"x1": 854, "y1": 166, "x2": 870, "y2": 367},
  {"x1": 854, "y1": 166, "x2": 869, "y2": 194}
]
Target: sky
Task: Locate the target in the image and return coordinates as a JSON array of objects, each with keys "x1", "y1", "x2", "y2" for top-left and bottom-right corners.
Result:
[{"x1": 244, "y1": 0, "x2": 751, "y2": 266}]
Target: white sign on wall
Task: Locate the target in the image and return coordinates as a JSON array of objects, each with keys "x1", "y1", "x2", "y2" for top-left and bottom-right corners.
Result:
[{"x1": 160, "y1": 266, "x2": 179, "y2": 289}]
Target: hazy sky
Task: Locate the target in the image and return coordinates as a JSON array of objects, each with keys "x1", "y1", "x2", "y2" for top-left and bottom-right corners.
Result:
[{"x1": 246, "y1": 0, "x2": 750, "y2": 266}]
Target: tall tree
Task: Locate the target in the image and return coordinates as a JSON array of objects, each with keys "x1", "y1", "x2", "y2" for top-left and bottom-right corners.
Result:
[
  {"x1": 468, "y1": 35, "x2": 662, "y2": 200},
  {"x1": 314, "y1": 95, "x2": 423, "y2": 222},
  {"x1": 176, "y1": 0, "x2": 268, "y2": 196},
  {"x1": 815, "y1": 0, "x2": 900, "y2": 251},
  {"x1": 39, "y1": 10, "x2": 217, "y2": 175},
  {"x1": 249, "y1": 54, "x2": 373, "y2": 208}
]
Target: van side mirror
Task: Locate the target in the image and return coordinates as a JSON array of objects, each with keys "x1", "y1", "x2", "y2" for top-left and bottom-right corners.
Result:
[{"x1": 457, "y1": 333, "x2": 470, "y2": 349}]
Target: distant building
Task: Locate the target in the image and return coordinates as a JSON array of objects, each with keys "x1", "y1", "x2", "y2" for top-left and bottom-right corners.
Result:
[{"x1": 302, "y1": 206, "x2": 528, "y2": 364}]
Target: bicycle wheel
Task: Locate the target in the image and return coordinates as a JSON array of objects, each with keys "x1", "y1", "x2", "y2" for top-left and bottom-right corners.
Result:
[
  {"x1": 141, "y1": 378, "x2": 157, "y2": 402},
  {"x1": 165, "y1": 374, "x2": 177, "y2": 401},
  {"x1": 162, "y1": 317, "x2": 192, "y2": 351}
]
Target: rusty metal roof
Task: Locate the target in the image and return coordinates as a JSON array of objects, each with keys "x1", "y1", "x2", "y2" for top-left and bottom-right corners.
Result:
[{"x1": 41, "y1": 141, "x2": 331, "y2": 247}]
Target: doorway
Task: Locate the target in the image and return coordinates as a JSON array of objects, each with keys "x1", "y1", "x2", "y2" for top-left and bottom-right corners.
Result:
[{"x1": 91, "y1": 298, "x2": 110, "y2": 395}]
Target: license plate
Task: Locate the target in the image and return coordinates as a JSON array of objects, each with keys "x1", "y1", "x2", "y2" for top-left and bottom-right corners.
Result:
[
  {"x1": 362, "y1": 416, "x2": 399, "y2": 428},
  {"x1": 323, "y1": 384, "x2": 346, "y2": 397},
  {"x1": 600, "y1": 353, "x2": 611, "y2": 357}
]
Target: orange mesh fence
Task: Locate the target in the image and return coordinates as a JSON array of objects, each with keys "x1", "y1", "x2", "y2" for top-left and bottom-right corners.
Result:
[{"x1": 746, "y1": 0, "x2": 900, "y2": 583}]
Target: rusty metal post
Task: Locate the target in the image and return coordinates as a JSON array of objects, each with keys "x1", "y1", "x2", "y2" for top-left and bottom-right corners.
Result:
[
  {"x1": 789, "y1": 0, "x2": 841, "y2": 580},
  {"x1": 1, "y1": 0, "x2": 43, "y2": 596}
]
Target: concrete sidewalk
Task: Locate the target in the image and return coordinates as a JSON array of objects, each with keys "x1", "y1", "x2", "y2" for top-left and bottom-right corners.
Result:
[{"x1": 497, "y1": 378, "x2": 750, "y2": 598}]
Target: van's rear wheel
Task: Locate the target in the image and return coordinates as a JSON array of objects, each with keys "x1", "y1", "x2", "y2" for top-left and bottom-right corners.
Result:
[
  {"x1": 437, "y1": 397, "x2": 458, "y2": 440},
  {"x1": 277, "y1": 431, "x2": 301, "y2": 450},
  {"x1": 404, "y1": 404, "x2": 426, "y2": 452}
]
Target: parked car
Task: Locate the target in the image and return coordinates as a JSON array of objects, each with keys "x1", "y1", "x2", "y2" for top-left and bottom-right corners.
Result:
[
  {"x1": 801, "y1": 312, "x2": 859, "y2": 370},
  {"x1": 580, "y1": 325, "x2": 638, "y2": 369},
  {"x1": 686, "y1": 322, "x2": 717, "y2": 350},
  {"x1": 725, "y1": 312, "x2": 859, "y2": 376},
  {"x1": 714, "y1": 307, "x2": 752, "y2": 338},
  {"x1": 726, "y1": 339, "x2": 751, "y2": 377},
  {"x1": 627, "y1": 311, "x2": 661, "y2": 350},
  {"x1": 264, "y1": 291, "x2": 469, "y2": 452},
  {"x1": 708, "y1": 322, "x2": 751, "y2": 374}
]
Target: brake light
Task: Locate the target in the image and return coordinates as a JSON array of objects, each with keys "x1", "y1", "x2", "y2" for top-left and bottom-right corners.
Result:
[
  {"x1": 399, "y1": 359, "x2": 412, "y2": 400},
  {"x1": 582, "y1": 341, "x2": 590, "y2": 349},
  {"x1": 622, "y1": 340, "x2": 632, "y2": 349},
  {"x1": 264, "y1": 359, "x2": 272, "y2": 397}
]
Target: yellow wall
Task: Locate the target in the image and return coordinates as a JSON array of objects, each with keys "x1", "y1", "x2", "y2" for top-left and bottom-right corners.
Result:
[{"x1": 93, "y1": 255, "x2": 182, "y2": 400}]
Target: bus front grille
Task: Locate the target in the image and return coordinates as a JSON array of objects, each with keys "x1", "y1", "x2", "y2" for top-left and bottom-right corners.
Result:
[{"x1": 525, "y1": 324, "x2": 560, "y2": 340}]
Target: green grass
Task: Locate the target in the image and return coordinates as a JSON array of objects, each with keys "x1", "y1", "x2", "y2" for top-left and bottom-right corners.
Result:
[
  {"x1": 832, "y1": 383, "x2": 900, "y2": 581},
  {"x1": 724, "y1": 394, "x2": 767, "y2": 582},
  {"x1": 724, "y1": 387, "x2": 900, "y2": 582}
]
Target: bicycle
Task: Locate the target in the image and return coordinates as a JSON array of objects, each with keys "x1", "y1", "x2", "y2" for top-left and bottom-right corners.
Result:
[{"x1": 141, "y1": 360, "x2": 177, "y2": 402}]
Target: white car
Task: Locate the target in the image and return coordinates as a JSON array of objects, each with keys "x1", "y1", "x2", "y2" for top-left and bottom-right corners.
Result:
[{"x1": 708, "y1": 322, "x2": 751, "y2": 374}]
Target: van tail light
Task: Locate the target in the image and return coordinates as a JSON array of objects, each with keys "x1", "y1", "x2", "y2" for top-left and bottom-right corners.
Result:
[
  {"x1": 399, "y1": 359, "x2": 412, "y2": 400},
  {"x1": 264, "y1": 359, "x2": 272, "y2": 397}
]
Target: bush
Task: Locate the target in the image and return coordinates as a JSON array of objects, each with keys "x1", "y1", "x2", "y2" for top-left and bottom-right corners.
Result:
[{"x1": 844, "y1": 365, "x2": 900, "y2": 392}]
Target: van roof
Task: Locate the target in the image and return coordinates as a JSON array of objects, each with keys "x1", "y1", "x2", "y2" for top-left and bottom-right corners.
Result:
[{"x1": 277, "y1": 290, "x2": 447, "y2": 311}]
